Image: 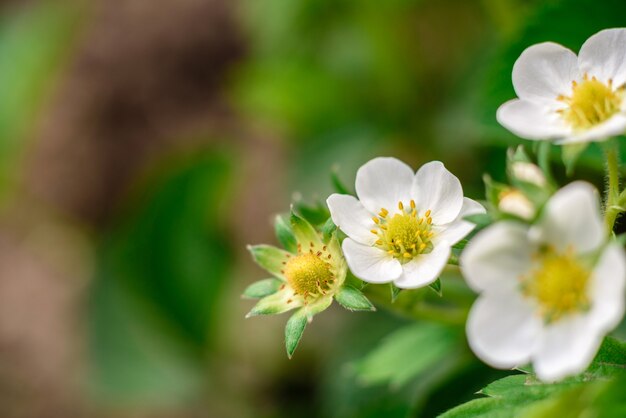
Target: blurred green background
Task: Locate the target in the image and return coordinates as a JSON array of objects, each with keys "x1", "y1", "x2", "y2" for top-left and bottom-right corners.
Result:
[{"x1": 1, "y1": 0, "x2": 624, "y2": 417}]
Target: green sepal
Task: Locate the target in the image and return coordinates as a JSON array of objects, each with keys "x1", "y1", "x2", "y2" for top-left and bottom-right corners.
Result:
[
  {"x1": 321, "y1": 217, "x2": 337, "y2": 244},
  {"x1": 452, "y1": 239, "x2": 468, "y2": 250},
  {"x1": 390, "y1": 283, "x2": 402, "y2": 303},
  {"x1": 562, "y1": 142, "x2": 589, "y2": 176},
  {"x1": 247, "y1": 244, "x2": 290, "y2": 280},
  {"x1": 483, "y1": 174, "x2": 508, "y2": 207},
  {"x1": 331, "y1": 167, "x2": 352, "y2": 195},
  {"x1": 335, "y1": 285, "x2": 376, "y2": 312},
  {"x1": 304, "y1": 296, "x2": 333, "y2": 321},
  {"x1": 285, "y1": 308, "x2": 308, "y2": 359},
  {"x1": 242, "y1": 278, "x2": 283, "y2": 299},
  {"x1": 428, "y1": 278, "x2": 442, "y2": 297},
  {"x1": 290, "y1": 209, "x2": 323, "y2": 247},
  {"x1": 274, "y1": 215, "x2": 297, "y2": 253},
  {"x1": 508, "y1": 145, "x2": 532, "y2": 164},
  {"x1": 245, "y1": 289, "x2": 298, "y2": 318}
]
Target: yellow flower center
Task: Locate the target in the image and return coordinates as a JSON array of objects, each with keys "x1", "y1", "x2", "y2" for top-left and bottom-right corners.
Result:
[
  {"x1": 521, "y1": 246, "x2": 591, "y2": 323},
  {"x1": 557, "y1": 75, "x2": 624, "y2": 130},
  {"x1": 371, "y1": 200, "x2": 434, "y2": 262},
  {"x1": 283, "y1": 252, "x2": 334, "y2": 297}
]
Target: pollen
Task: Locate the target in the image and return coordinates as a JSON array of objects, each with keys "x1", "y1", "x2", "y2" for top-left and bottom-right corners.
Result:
[
  {"x1": 521, "y1": 246, "x2": 591, "y2": 323},
  {"x1": 558, "y1": 75, "x2": 624, "y2": 130},
  {"x1": 372, "y1": 201, "x2": 434, "y2": 263},
  {"x1": 283, "y1": 253, "x2": 334, "y2": 297}
]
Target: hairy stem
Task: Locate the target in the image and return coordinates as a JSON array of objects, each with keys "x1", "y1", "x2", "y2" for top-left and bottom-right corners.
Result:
[{"x1": 604, "y1": 140, "x2": 622, "y2": 233}]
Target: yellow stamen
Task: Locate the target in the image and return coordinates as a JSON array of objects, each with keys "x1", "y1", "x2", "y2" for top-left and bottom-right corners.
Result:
[
  {"x1": 521, "y1": 246, "x2": 591, "y2": 322},
  {"x1": 558, "y1": 75, "x2": 624, "y2": 130}
]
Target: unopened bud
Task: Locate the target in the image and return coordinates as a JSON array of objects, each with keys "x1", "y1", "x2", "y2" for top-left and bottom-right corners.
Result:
[
  {"x1": 511, "y1": 162, "x2": 546, "y2": 187},
  {"x1": 498, "y1": 189, "x2": 535, "y2": 220}
]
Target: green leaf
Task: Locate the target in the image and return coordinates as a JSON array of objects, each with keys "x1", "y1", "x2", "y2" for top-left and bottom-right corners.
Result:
[
  {"x1": 428, "y1": 278, "x2": 442, "y2": 297},
  {"x1": 562, "y1": 143, "x2": 589, "y2": 176},
  {"x1": 274, "y1": 215, "x2": 297, "y2": 253},
  {"x1": 89, "y1": 153, "x2": 233, "y2": 404},
  {"x1": 246, "y1": 289, "x2": 298, "y2": 317},
  {"x1": 285, "y1": 308, "x2": 307, "y2": 358},
  {"x1": 443, "y1": 338, "x2": 626, "y2": 417},
  {"x1": 352, "y1": 322, "x2": 460, "y2": 388},
  {"x1": 248, "y1": 244, "x2": 291, "y2": 279},
  {"x1": 439, "y1": 398, "x2": 508, "y2": 418},
  {"x1": 586, "y1": 337, "x2": 626, "y2": 377},
  {"x1": 335, "y1": 286, "x2": 376, "y2": 312},
  {"x1": 290, "y1": 209, "x2": 323, "y2": 247},
  {"x1": 242, "y1": 278, "x2": 283, "y2": 299}
]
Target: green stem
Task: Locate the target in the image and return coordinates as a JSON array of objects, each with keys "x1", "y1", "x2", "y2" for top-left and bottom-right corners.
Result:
[
  {"x1": 604, "y1": 141, "x2": 622, "y2": 233},
  {"x1": 537, "y1": 141, "x2": 554, "y2": 183}
]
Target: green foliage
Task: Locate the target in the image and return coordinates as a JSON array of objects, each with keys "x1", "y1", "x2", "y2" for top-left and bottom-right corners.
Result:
[
  {"x1": 352, "y1": 322, "x2": 461, "y2": 388},
  {"x1": 89, "y1": 152, "x2": 234, "y2": 404},
  {"x1": 441, "y1": 338, "x2": 626, "y2": 417},
  {"x1": 285, "y1": 308, "x2": 308, "y2": 358},
  {"x1": 335, "y1": 285, "x2": 376, "y2": 312},
  {"x1": 242, "y1": 278, "x2": 283, "y2": 299},
  {"x1": 0, "y1": 2, "x2": 82, "y2": 196}
]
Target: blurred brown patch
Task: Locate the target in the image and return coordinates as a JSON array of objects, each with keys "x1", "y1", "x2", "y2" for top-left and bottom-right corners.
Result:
[{"x1": 26, "y1": 0, "x2": 246, "y2": 225}]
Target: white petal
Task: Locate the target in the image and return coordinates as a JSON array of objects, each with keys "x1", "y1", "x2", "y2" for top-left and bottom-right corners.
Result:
[
  {"x1": 460, "y1": 222, "x2": 532, "y2": 293},
  {"x1": 342, "y1": 238, "x2": 402, "y2": 283},
  {"x1": 533, "y1": 315, "x2": 603, "y2": 382},
  {"x1": 411, "y1": 161, "x2": 464, "y2": 225},
  {"x1": 496, "y1": 99, "x2": 571, "y2": 140},
  {"x1": 588, "y1": 243, "x2": 626, "y2": 331},
  {"x1": 578, "y1": 28, "x2": 626, "y2": 87},
  {"x1": 393, "y1": 243, "x2": 451, "y2": 289},
  {"x1": 467, "y1": 289, "x2": 540, "y2": 369},
  {"x1": 355, "y1": 157, "x2": 414, "y2": 214},
  {"x1": 433, "y1": 198, "x2": 486, "y2": 246},
  {"x1": 557, "y1": 113, "x2": 626, "y2": 144},
  {"x1": 512, "y1": 42, "x2": 579, "y2": 102},
  {"x1": 533, "y1": 181, "x2": 604, "y2": 254},
  {"x1": 327, "y1": 194, "x2": 377, "y2": 245}
]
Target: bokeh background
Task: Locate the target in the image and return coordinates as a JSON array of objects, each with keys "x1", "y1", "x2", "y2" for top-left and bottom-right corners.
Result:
[{"x1": 1, "y1": 0, "x2": 625, "y2": 417}]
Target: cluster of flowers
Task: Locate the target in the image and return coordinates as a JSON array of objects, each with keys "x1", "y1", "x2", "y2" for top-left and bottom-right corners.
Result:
[{"x1": 245, "y1": 28, "x2": 626, "y2": 382}]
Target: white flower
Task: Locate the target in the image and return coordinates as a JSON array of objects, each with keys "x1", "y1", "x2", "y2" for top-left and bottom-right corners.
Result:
[
  {"x1": 497, "y1": 28, "x2": 626, "y2": 144},
  {"x1": 461, "y1": 182, "x2": 626, "y2": 381},
  {"x1": 327, "y1": 157, "x2": 485, "y2": 289}
]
